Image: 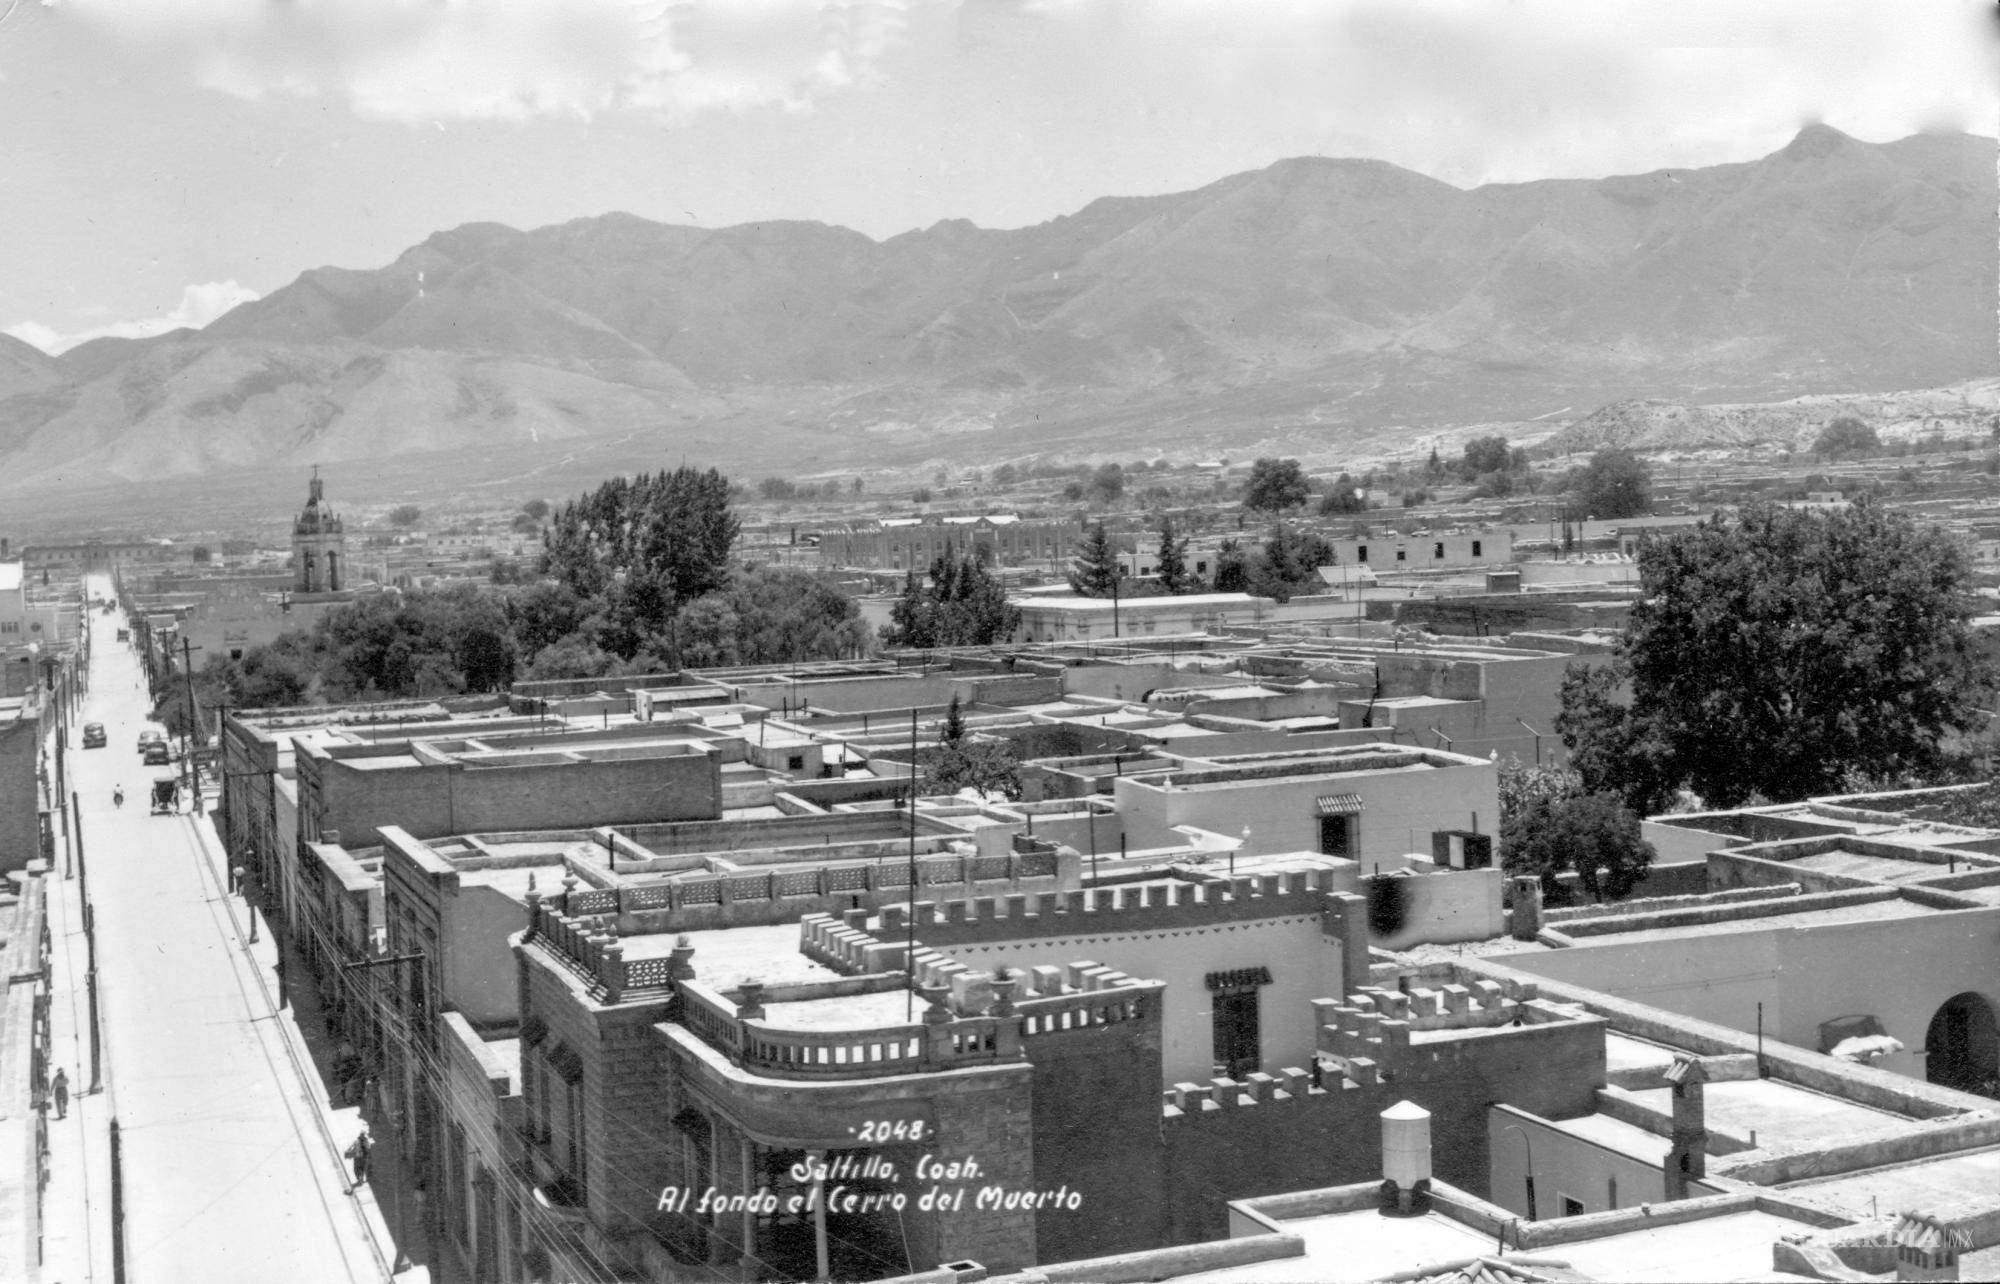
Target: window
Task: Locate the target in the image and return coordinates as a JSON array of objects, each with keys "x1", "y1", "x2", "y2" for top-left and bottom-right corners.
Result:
[
  {"x1": 1434, "y1": 542, "x2": 1445, "y2": 559},
  {"x1": 1607, "y1": 1176, "x2": 1617, "y2": 1209},
  {"x1": 1395, "y1": 549, "x2": 1407, "y2": 562},
  {"x1": 1472, "y1": 540, "x2": 1482, "y2": 558},
  {"x1": 1319, "y1": 814, "x2": 1355, "y2": 858},
  {"x1": 1560, "y1": 1195, "x2": 1585, "y2": 1218},
  {"x1": 786, "y1": 755, "x2": 805, "y2": 771},
  {"x1": 1212, "y1": 987, "x2": 1261, "y2": 1078},
  {"x1": 1356, "y1": 546, "x2": 1368, "y2": 563}
]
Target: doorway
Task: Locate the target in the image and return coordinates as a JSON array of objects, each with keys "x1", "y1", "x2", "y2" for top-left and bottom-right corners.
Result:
[{"x1": 1925, "y1": 992, "x2": 2000, "y2": 1094}]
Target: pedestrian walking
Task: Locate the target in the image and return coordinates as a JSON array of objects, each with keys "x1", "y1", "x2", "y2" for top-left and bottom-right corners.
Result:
[
  {"x1": 345, "y1": 1124, "x2": 373, "y2": 1189},
  {"x1": 51, "y1": 1068, "x2": 69, "y2": 1119}
]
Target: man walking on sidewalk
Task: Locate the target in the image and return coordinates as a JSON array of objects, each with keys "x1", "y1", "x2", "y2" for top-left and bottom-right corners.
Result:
[
  {"x1": 345, "y1": 1124, "x2": 373, "y2": 1190},
  {"x1": 50, "y1": 1068, "x2": 69, "y2": 1119}
]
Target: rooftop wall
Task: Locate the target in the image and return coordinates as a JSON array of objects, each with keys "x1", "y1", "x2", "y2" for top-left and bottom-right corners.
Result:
[
  {"x1": 297, "y1": 739, "x2": 724, "y2": 847},
  {"x1": 1502, "y1": 897, "x2": 2000, "y2": 1086}
]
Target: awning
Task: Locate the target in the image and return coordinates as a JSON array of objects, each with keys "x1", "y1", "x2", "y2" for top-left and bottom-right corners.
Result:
[{"x1": 1316, "y1": 794, "x2": 1365, "y2": 816}]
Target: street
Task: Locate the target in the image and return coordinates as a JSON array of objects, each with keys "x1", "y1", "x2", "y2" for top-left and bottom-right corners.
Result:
[{"x1": 42, "y1": 583, "x2": 399, "y2": 1283}]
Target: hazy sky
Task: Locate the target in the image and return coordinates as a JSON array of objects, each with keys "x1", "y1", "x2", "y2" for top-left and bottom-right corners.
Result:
[{"x1": 3, "y1": 0, "x2": 1994, "y2": 354}]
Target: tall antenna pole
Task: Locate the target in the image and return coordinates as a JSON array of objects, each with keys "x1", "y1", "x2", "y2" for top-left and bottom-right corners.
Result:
[{"x1": 906, "y1": 707, "x2": 919, "y2": 1020}]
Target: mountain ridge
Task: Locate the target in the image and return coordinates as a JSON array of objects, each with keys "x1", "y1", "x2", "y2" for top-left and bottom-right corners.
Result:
[{"x1": 2, "y1": 125, "x2": 1992, "y2": 492}]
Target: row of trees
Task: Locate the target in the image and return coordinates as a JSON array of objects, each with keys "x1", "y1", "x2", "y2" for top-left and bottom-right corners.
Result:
[
  {"x1": 167, "y1": 469, "x2": 877, "y2": 719},
  {"x1": 1245, "y1": 444, "x2": 1653, "y2": 520}
]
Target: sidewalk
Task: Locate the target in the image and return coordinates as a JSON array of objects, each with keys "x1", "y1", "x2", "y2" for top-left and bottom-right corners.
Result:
[{"x1": 38, "y1": 838, "x2": 115, "y2": 1284}]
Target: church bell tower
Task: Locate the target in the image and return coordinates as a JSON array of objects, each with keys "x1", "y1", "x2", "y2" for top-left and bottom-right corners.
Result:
[{"x1": 293, "y1": 467, "x2": 347, "y2": 594}]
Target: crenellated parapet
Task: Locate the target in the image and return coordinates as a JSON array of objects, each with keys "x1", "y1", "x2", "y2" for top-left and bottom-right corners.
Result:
[{"x1": 878, "y1": 867, "x2": 1344, "y2": 948}]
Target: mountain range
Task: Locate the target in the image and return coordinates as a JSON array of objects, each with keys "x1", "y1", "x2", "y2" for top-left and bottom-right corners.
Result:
[{"x1": 1, "y1": 123, "x2": 1992, "y2": 498}]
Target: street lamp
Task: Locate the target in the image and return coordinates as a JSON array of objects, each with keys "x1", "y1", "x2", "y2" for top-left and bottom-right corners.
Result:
[{"x1": 1499, "y1": 1122, "x2": 1537, "y2": 1224}]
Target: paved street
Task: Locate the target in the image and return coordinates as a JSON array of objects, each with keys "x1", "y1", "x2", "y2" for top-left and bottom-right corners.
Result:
[{"x1": 44, "y1": 588, "x2": 400, "y2": 1283}]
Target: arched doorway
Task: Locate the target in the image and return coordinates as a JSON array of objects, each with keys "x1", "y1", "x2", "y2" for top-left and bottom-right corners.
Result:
[{"x1": 1924, "y1": 992, "x2": 2000, "y2": 1094}]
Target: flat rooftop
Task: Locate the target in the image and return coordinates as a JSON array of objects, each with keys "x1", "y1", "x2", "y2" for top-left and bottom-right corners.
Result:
[
  {"x1": 1624, "y1": 1079, "x2": 1911, "y2": 1148},
  {"x1": 1778, "y1": 1144, "x2": 2000, "y2": 1219},
  {"x1": 1170, "y1": 1207, "x2": 1494, "y2": 1283},
  {"x1": 458, "y1": 867, "x2": 547, "y2": 902},
  {"x1": 1543, "y1": 1209, "x2": 1812, "y2": 1283},
  {"x1": 761, "y1": 989, "x2": 917, "y2": 1031},
  {"x1": 1786, "y1": 849, "x2": 1954, "y2": 884},
  {"x1": 1566, "y1": 896, "x2": 1933, "y2": 945},
  {"x1": 619, "y1": 923, "x2": 837, "y2": 990}
]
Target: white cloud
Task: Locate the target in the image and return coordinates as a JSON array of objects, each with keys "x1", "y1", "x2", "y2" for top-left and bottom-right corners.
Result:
[
  {"x1": 52, "y1": 0, "x2": 912, "y2": 123},
  {"x1": 6, "y1": 280, "x2": 259, "y2": 355}
]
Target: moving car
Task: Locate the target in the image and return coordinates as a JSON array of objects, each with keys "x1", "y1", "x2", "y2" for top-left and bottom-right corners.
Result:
[
  {"x1": 137, "y1": 729, "x2": 164, "y2": 755},
  {"x1": 142, "y1": 742, "x2": 171, "y2": 767},
  {"x1": 82, "y1": 723, "x2": 106, "y2": 749}
]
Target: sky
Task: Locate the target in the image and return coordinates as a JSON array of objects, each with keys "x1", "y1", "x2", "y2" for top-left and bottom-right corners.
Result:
[{"x1": 2, "y1": 0, "x2": 1994, "y2": 354}]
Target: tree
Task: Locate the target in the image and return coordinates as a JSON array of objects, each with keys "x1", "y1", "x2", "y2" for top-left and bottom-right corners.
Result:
[
  {"x1": 924, "y1": 698, "x2": 1023, "y2": 799},
  {"x1": 1557, "y1": 500, "x2": 1993, "y2": 812},
  {"x1": 387, "y1": 504, "x2": 423, "y2": 528},
  {"x1": 1318, "y1": 474, "x2": 1366, "y2": 515},
  {"x1": 1505, "y1": 792, "x2": 1656, "y2": 901},
  {"x1": 522, "y1": 498, "x2": 551, "y2": 520},
  {"x1": 1459, "y1": 436, "x2": 1512, "y2": 481},
  {"x1": 757, "y1": 477, "x2": 798, "y2": 501},
  {"x1": 1211, "y1": 539, "x2": 1250, "y2": 593},
  {"x1": 191, "y1": 545, "x2": 213, "y2": 564},
  {"x1": 884, "y1": 554, "x2": 1021, "y2": 649},
  {"x1": 540, "y1": 468, "x2": 739, "y2": 608},
  {"x1": 992, "y1": 464, "x2": 1019, "y2": 487},
  {"x1": 1813, "y1": 416, "x2": 1880, "y2": 459},
  {"x1": 1087, "y1": 463, "x2": 1125, "y2": 505},
  {"x1": 1575, "y1": 449, "x2": 1653, "y2": 520},
  {"x1": 1155, "y1": 517, "x2": 1192, "y2": 595},
  {"x1": 1243, "y1": 458, "x2": 1310, "y2": 512},
  {"x1": 1068, "y1": 523, "x2": 1126, "y2": 599}
]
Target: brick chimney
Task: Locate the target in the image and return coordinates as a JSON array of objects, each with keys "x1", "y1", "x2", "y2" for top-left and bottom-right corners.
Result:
[{"x1": 1663, "y1": 1054, "x2": 1709, "y2": 1199}]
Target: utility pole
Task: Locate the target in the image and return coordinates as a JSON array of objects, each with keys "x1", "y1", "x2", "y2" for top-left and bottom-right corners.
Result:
[{"x1": 180, "y1": 636, "x2": 205, "y2": 815}]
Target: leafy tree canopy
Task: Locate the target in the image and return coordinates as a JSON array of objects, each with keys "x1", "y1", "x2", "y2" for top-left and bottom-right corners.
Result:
[
  {"x1": 387, "y1": 504, "x2": 423, "y2": 528},
  {"x1": 1459, "y1": 435, "x2": 1512, "y2": 480},
  {"x1": 1504, "y1": 791, "x2": 1656, "y2": 901},
  {"x1": 1243, "y1": 458, "x2": 1310, "y2": 512},
  {"x1": 885, "y1": 553, "x2": 1022, "y2": 649},
  {"x1": 1813, "y1": 416, "x2": 1880, "y2": 459},
  {"x1": 1574, "y1": 448, "x2": 1653, "y2": 520},
  {"x1": 1318, "y1": 473, "x2": 1366, "y2": 516},
  {"x1": 1557, "y1": 499, "x2": 1994, "y2": 813}
]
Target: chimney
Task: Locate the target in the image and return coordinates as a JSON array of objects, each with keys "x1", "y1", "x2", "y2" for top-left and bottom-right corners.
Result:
[
  {"x1": 321, "y1": 829, "x2": 342, "y2": 848},
  {"x1": 1380, "y1": 1100, "x2": 1432, "y2": 1214},
  {"x1": 1509, "y1": 875, "x2": 1543, "y2": 941},
  {"x1": 1663, "y1": 1054, "x2": 1710, "y2": 1199}
]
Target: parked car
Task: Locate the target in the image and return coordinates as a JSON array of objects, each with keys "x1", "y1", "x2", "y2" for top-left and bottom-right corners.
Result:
[
  {"x1": 82, "y1": 723, "x2": 107, "y2": 749},
  {"x1": 137, "y1": 729, "x2": 164, "y2": 755},
  {"x1": 142, "y1": 742, "x2": 172, "y2": 767}
]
